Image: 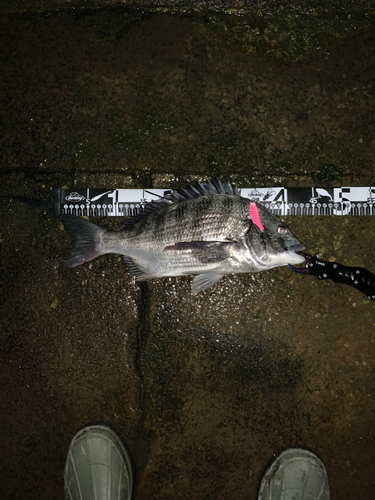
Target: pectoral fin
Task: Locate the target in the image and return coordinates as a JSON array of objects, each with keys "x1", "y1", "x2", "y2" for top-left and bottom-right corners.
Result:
[
  {"x1": 192, "y1": 273, "x2": 224, "y2": 294},
  {"x1": 163, "y1": 241, "x2": 232, "y2": 264}
]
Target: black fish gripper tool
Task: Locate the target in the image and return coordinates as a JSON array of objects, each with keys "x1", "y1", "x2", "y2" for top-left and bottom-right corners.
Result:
[{"x1": 288, "y1": 251, "x2": 375, "y2": 301}]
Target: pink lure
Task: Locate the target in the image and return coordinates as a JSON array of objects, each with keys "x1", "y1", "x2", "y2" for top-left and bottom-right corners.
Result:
[{"x1": 249, "y1": 202, "x2": 264, "y2": 232}]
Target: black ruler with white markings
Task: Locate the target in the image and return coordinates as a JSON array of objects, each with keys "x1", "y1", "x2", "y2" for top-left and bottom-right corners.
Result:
[{"x1": 51, "y1": 186, "x2": 375, "y2": 217}]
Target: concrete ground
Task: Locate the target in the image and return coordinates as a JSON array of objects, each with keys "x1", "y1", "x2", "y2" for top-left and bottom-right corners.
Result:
[{"x1": 1, "y1": 6, "x2": 375, "y2": 500}]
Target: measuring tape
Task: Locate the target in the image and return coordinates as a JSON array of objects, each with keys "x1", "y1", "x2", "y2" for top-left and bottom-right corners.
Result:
[
  {"x1": 3, "y1": 184, "x2": 375, "y2": 298},
  {"x1": 52, "y1": 186, "x2": 375, "y2": 217}
]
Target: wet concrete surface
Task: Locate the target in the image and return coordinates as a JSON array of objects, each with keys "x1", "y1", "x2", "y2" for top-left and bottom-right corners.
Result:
[
  {"x1": 1, "y1": 7, "x2": 375, "y2": 500},
  {"x1": 1, "y1": 0, "x2": 373, "y2": 16}
]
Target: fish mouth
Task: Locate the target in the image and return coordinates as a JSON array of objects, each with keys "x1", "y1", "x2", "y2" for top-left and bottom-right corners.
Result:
[
  {"x1": 289, "y1": 243, "x2": 305, "y2": 253},
  {"x1": 287, "y1": 244, "x2": 306, "y2": 264}
]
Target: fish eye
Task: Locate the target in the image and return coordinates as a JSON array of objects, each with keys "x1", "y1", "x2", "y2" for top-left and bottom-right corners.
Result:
[{"x1": 278, "y1": 226, "x2": 288, "y2": 235}]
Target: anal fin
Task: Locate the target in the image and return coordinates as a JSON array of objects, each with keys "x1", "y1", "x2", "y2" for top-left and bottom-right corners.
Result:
[{"x1": 123, "y1": 256, "x2": 154, "y2": 282}]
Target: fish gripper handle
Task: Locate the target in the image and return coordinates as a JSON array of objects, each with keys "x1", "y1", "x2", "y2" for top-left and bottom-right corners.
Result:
[{"x1": 307, "y1": 256, "x2": 375, "y2": 301}]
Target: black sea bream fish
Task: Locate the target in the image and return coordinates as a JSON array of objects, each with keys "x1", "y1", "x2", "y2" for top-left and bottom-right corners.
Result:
[{"x1": 62, "y1": 179, "x2": 305, "y2": 293}]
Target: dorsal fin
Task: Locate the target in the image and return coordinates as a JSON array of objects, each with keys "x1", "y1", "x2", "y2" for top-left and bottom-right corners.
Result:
[
  {"x1": 212, "y1": 177, "x2": 225, "y2": 194},
  {"x1": 175, "y1": 177, "x2": 238, "y2": 199},
  {"x1": 203, "y1": 177, "x2": 239, "y2": 196},
  {"x1": 202, "y1": 180, "x2": 217, "y2": 195},
  {"x1": 194, "y1": 182, "x2": 211, "y2": 196},
  {"x1": 122, "y1": 199, "x2": 172, "y2": 228},
  {"x1": 123, "y1": 177, "x2": 239, "y2": 228},
  {"x1": 222, "y1": 180, "x2": 237, "y2": 195}
]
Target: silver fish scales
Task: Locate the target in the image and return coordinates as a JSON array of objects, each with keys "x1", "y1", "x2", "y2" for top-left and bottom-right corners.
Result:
[{"x1": 62, "y1": 178, "x2": 305, "y2": 293}]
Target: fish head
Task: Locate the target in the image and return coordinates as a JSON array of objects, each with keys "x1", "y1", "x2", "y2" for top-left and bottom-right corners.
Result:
[{"x1": 246, "y1": 202, "x2": 305, "y2": 269}]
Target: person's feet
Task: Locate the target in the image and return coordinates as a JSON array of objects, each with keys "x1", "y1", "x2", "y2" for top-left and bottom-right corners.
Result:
[
  {"x1": 64, "y1": 425, "x2": 133, "y2": 500},
  {"x1": 258, "y1": 448, "x2": 330, "y2": 500}
]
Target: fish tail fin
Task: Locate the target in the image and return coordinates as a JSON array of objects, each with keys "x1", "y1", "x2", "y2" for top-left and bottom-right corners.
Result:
[{"x1": 62, "y1": 214, "x2": 107, "y2": 267}]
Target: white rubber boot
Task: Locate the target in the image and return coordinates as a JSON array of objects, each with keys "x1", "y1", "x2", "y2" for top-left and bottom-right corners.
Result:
[
  {"x1": 64, "y1": 425, "x2": 133, "y2": 500},
  {"x1": 258, "y1": 448, "x2": 330, "y2": 500}
]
